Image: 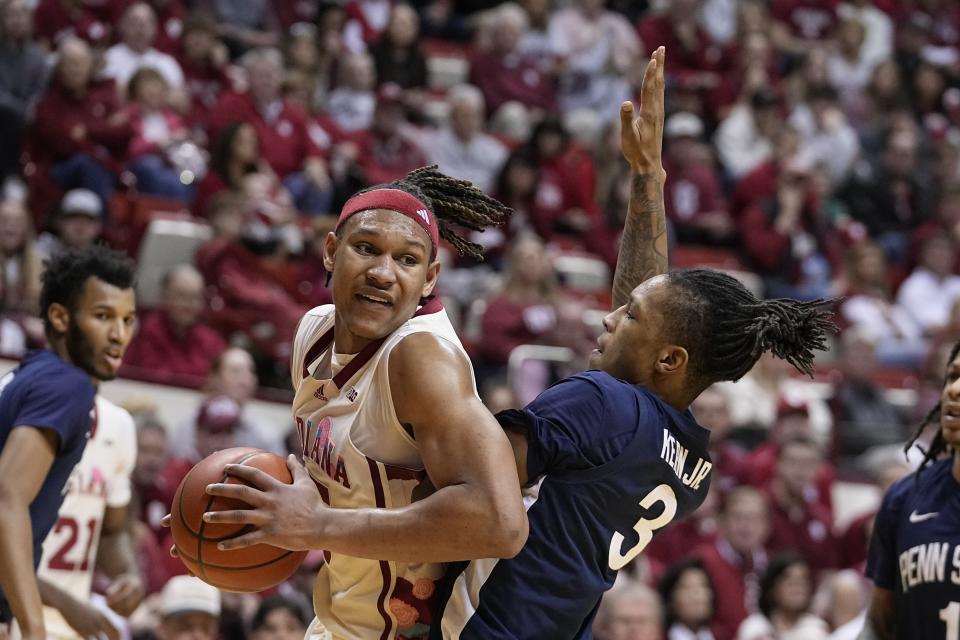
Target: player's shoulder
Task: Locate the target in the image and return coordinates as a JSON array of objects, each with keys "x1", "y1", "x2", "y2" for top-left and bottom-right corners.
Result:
[
  {"x1": 880, "y1": 461, "x2": 948, "y2": 515},
  {"x1": 390, "y1": 330, "x2": 469, "y2": 384},
  {"x1": 15, "y1": 350, "x2": 92, "y2": 395},
  {"x1": 297, "y1": 304, "x2": 335, "y2": 336},
  {"x1": 93, "y1": 396, "x2": 136, "y2": 441}
]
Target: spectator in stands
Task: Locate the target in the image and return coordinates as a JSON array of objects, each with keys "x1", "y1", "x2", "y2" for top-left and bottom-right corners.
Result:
[
  {"x1": 423, "y1": 84, "x2": 507, "y2": 193},
  {"x1": 469, "y1": 2, "x2": 556, "y2": 118},
  {"x1": 491, "y1": 150, "x2": 540, "y2": 258},
  {"x1": 369, "y1": 3, "x2": 427, "y2": 92},
  {"x1": 636, "y1": 0, "x2": 724, "y2": 87},
  {"x1": 203, "y1": 0, "x2": 280, "y2": 58},
  {"x1": 250, "y1": 596, "x2": 310, "y2": 640},
  {"x1": 0, "y1": 0, "x2": 50, "y2": 180},
  {"x1": 210, "y1": 47, "x2": 333, "y2": 214},
  {"x1": 176, "y1": 13, "x2": 231, "y2": 130},
  {"x1": 33, "y1": 37, "x2": 130, "y2": 208},
  {"x1": 817, "y1": 569, "x2": 870, "y2": 640},
  {"x1": 831, "y1": 328, "x2": 909, "y2": 459},
  {"x1": 593, "y1": 583, "x2": 664, "y2": 640},
  {"x1": 36, "y1": 188, "x2": 104, "y2": 259},
  {"x1": 837, "y1": 128, "x2": 934, "y2": 261},
  {"x1": 838, "y1": 0, "x2": 893, "y2": 67},
  {"x1": 124, "y1": 67, "x2": 196, "y2": 200},
  {"x1": 123, "y1": 265, "x2": 227, "y2": 384},
  {"x1": 156, "y1": 575, "x2": 221, "y2": 640},
  {"x1": 517, "y1": 0, "x2": 555, "y2": 69},
  {"x1": 31, "y1": 0, "x2": 115, "y2": 48},
  {"x1": 326, "y1": 52, "x2": 377, "y2": 133},
  {"x1": 0, "y1": 196, "x2": 41, "y2": 321},
  {"x1": 205, "y1": 347, "x2": 282, "y2": 451},
  {"x1": 714, "y1": 88, "x2": 781, "y2": 179},
  {"x1": 355, "y1": 83, "x2": 427, "y2": 186},
  {"x1": 196, "y1": 121, "x2": 263, "y2": 217},
  {"x1": 827, "y1": 17, "x2": 881, "y2": 119},
  {"x1": 547, "y1": 0, "x2": 639, "y2": 118},
  {"x1": 770, "y1": 0, "x2": 838, "y2": 59},
  {"x1": 788, "y1": 84, "x2": 860, "y2": 186},
  {"x1": 837, "y1": 239, "x2": 927, "y2": 367},
  {"x1": 745, "y1": 398, "x2": 836, "y2": 515},
  {"x1": 692, "y1": 386, "x2": 747, "y2": 493},
  {"x1": 132, "y1": 415, "x2": 172, "y2": 538},
  {"x1": 765, "y1": 436, "x2": 838, "y2": 574},
  {"x1": 102, "y1": 3, "x2": 186, "y2": 97},
  {"x1": 708, "y1": 29, "x2": 780, "y2": 122},
  {"x1": 657, "y1": 558, "x2": 716, "y2": 640},
  {"x1": 477, "y1": 233, "x2": 558, "y2": 376},
  {"x1": 694, "y1": 487, "x2": 770, "y2": 640},
  {"x1": 897, "y1": 232, "x2": 960, "y2": 335},
  {"x1": 739, "y1": 156, "x2": 836, "y2": 300},
  {"x1": 343, "y1": 0, "x2": 392, "y2": 53},
  {"x1": 147, "y1": 0, "x2": 188, "y2": 55},
  {"x1": 735, "y1": 553, "x2": 829, "y2": 640},
  {"x1": 662, "y1": 112, "x2": 734, "y2": 246},
  {"x1": 645, "y1": 485, "x2": 720, "y2": 575}
]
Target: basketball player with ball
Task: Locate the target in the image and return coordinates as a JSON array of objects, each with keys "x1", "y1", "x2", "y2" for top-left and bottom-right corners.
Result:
[
  {"x1": 0, "y1": 247, "x2": 136, "y2": 640},
  {"x1": 166, "y1": 165, "x2": 528, "y2": 637}
]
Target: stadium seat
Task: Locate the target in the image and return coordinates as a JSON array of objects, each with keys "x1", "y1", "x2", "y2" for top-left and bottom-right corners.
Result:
[
  {"x1": 136, "y1": 217, "x2": 212, "y2": 307},
  {"x1": 554, "y1": 253, "x2": 611, "y2": 294},
  {"x1": 507, "y1": 344, "x2": 575, "y2": 402},
  {"x1": 671, "y1": 245, "x2": 744, "y2": 270}
]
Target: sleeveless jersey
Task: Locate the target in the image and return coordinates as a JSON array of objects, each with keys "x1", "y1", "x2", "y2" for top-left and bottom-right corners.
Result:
[
  {"x1": 38, "y1": 396, "x2": 137, "y2": 640},
  {"x1": 291, "y1": 299, "x2": 474, "y2": 640},
  {"x1": 434, "y1": 372, "x2": 713, "y2": 639},
  {"x1": 866, "y1": 458, "x2": 960, "y2": 640}
]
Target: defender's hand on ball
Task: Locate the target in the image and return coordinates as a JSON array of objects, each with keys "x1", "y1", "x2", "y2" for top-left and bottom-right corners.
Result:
[
  {"x1": 201, "y1": 454, "x2": 323, "y2": 552},
  {"x1": 620, "y1": 46, "x2": 666, "y2": 180}
]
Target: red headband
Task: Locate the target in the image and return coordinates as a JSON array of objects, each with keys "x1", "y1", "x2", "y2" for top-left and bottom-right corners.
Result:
[{"x1": 335, "y1": 189, "x2": 439, "y2": 252}]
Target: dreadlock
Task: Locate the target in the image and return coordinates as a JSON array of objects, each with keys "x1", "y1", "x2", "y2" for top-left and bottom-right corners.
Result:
[
  {"x1": 354, "y1": 165, "x2": 513, "y2": 260},
  {"x1": 906, "y1": 340, "x2": 960, "y2": 477},
  {"x1": 662, "y1": 269, "x2": 836, "y2": 392}
]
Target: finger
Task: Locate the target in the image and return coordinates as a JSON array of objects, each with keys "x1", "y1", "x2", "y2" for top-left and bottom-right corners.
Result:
[
  {"x1": 205, "y1": 481, "x2": 267, "y2": 506},
  {"x1": 619, "y1": 101, "x2": 635, "y2": 128},
  {"x1": 288, "y1": 454, "x2": 309, "y2": 481},
  {"x1": 222, "y1": 463, "x2": 280, "y2": 490},
  {"x1": 160, "y1": 514, "x2": 171, "y2": 528},
  {"x1": 216, "y1": 529, "x2": 266, "y2": 551},
  {"x1": 98, "y1": 616, "x2": 120, "y2": 640},
  {"x1": 202, "y1": 508, "x2": 271, "y2": 526}
]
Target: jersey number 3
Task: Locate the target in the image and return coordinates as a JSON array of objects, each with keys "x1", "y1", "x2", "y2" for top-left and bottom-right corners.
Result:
[{"x1": 608, "y1": 484, "x2": 678, "y2": 571}]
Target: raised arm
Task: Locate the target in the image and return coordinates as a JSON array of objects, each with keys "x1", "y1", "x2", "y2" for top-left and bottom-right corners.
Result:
[
  {"x1": 204, "y1": 333, "x2": 528, "y2": 563},
  {"x1": 611, "y1": 46, "x2": 668, "y2": 310}
]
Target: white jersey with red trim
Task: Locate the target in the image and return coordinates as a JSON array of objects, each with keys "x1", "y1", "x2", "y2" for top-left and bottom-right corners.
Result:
[
  {"x1": 292, "y1": 300, "x2": 475, "y2": 640},
  {"x1": 38, "y1": 396, "x2": 137, "y2": 640}
]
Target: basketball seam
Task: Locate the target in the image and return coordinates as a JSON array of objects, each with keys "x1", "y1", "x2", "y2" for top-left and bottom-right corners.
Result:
[
  {"x1": 194, "y1": 450, "x2": 263, "y2": 583},
  {"x1": 176, "y1": 546, "x2": 301, "y2": 570}
]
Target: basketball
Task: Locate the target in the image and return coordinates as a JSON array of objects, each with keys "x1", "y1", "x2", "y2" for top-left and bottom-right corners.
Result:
[{"x1": 170, "y1": 447, "x2": 309, "y2": 593}]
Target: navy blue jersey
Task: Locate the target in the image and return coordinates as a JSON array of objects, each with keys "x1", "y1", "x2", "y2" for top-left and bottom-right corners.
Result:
[
  {"x1": 434, "y1": 371, "x2": 712, "y2": 639},
  {"x1": 0, "y1": 351, "x2": 96, "y2": 567},
  {"x1": 866, "y1": 458, "x2": 960, "y2": 640}
]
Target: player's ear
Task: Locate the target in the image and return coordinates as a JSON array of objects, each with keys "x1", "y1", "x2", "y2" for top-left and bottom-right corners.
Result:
[
  {"x1": 421, "y1": 259, "x2": 441, "y2": 298},
  {"x1": 322, "y1": 231, "x2": 339, "y2": 272},
  {"x1": 656, "y1": 346, "x2": 687, "y2": 375},
  {"x1": 47, "y1": 302, "x2": 69, "y2": 335}
]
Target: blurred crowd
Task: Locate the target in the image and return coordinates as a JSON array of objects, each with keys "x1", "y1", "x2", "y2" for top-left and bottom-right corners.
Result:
[{"x1": 3, "y1": 0, "x2": 960, "y2": 638}]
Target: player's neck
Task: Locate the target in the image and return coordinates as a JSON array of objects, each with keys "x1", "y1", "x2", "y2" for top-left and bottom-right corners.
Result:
[
  {"x1": 952, "y1": 454, "x2": 960, "y2": 483},
  {"x1": 47, "y1": 338, "x2": 100, "y2": 387}
]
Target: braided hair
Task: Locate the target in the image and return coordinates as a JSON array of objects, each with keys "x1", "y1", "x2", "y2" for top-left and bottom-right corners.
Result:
[
  {"x1": 906, "y1": 340, "x2": 960, "y2": 476},
  {"x1": 353, "y1": 165, "x2": 513, "y2": 260},
  {"x1": 662, "y1": 269, "x2": 836, "y2": 392}
]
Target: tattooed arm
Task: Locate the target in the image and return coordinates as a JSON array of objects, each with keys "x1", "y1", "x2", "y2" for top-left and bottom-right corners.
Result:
[{"x1": 611, "y1": 47, "x2": 668, "y2": 310}]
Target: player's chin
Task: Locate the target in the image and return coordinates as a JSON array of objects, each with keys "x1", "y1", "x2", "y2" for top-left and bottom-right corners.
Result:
[
  {"x1": 942, "y1": 423, "x2": 960, "y2": 449},
  {"x1": 588, "y1": 349, "x2": 603, "y2": 370}
]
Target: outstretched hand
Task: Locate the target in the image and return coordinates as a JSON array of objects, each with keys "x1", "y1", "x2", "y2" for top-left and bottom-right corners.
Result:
[
  {"x1": 200, "y1": 455, "x2": 326, "y2": 552},
  {"x1": 620, "y1": 46, "x2": 666, "y2": 179}
]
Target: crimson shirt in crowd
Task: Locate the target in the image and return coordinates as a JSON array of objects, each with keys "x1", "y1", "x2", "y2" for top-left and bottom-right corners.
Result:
[
  {"x1": 770, "y1": 0, "x2": 839, "y2": 41},
  {"x1": 766, "y1": 488, "x2": 840, "y2": 574},
  {"x1": 636, "y1": 13, "x2": 726, "y2": 79},
  {"x1": 742, "y1": 441, "x2": 836, "y2": 515},
  {"x1": 694, "y1": 538, "x2": 767, "y2": 640},
  {"x1": 354, "y1": 129, "x2": 428, "y2": 187},
  {"x1": 32, "y1": 77, "x2": 131, "y2": 169},
  {"x1": 209, "y1": 92, "x2": 321, "y2": 178},
  {"x1": 469, "y1": 49, "x2": 557, "y2": 116},
  {"x1": 478, "y1": 296, "x2": 556, "y2": 366},
  {"x1": 121, "y1": 310, "x2": 227, "y2": 385}
]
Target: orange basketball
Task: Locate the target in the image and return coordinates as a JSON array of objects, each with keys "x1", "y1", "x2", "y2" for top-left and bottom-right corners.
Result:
[{"x1": 170, "y1": 447, "x2": 308, "y2": 592}]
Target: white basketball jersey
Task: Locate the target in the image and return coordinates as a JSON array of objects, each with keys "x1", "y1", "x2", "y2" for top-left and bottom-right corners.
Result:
[
  {"x1": 38, "y1": 396, "x2": 137, "y2": 640},
  {"x1": 292, "y1": 300, "x2": 476, "y2": 640}
]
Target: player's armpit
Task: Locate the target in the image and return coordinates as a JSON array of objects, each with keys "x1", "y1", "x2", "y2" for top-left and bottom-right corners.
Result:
[
  {"x1": 858, "y1": 587, "x2": 894, "y2": 640},
  {"x1": 389, "y1": 332, "x2": 528, "y2": 558},
  {"x1": 0, "y1": 426, "x2": 59, "y2": 639}
]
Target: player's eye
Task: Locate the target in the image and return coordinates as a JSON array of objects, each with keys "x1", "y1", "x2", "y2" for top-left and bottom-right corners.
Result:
[
  {"x1": 355, "y1": 242, "x2": 377, "y2": 255},
  {"x1": 399, "y1": 254, "x2": 418, "y2": 266},
  {"x1": 95, "y1": 312, "x2": 110, "y2": 320}
]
